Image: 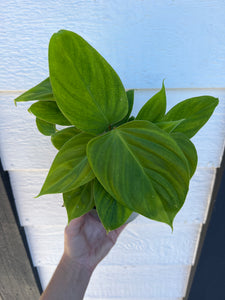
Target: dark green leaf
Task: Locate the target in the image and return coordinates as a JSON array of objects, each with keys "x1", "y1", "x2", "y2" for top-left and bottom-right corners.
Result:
[
  {"x1": 51, "y1": 127, "x2": 81, "y2": 150},
  {"x1": 37, "y1": 132, "x2": 95, "y2": 197},
  {"x1": 113, "y1": 89, "x2": 134, "y2": 127},
  {"x1": 128, "y1": 116, "x2": 135, "y2": 122},
  {"x1": 63, "y1": 181, "x2": 95, "y2": 223},
  {"x1": 29, "y1": 101, "x2": 71, "y2": 126},
  {"x1": 171, "y1": 132, "x2": 198, "y2": 178},
  {"x1": 48, "y1": 29, "x2": 128, "y2": 134},
  {"x1": 155, "y1": 119, "x2": 185, "y2": 133},
  {"x1": 136, "y1": 81, "x2": 166, "y2": 122},
  {"x1": 94, "y1": 179, "x2": 133, "y2": 231},
  {"x1": 163, "y1": 96, "x2": 219, "y2": 138},
  {"x1": 36, "y1": 118, "x2": 56, "y2": 136},
  {"x1": 14, "y1": 78, "x2": 54, "y2": 103},
  {"x1": 87, "y1": 120, "x2": 190, "y2": 227}
]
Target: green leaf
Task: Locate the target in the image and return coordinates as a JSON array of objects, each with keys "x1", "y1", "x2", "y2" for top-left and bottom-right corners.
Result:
[
  {"x1": 36, "y1": 118, "x2": 56, "y2": 136},
  {"x1": 14, "y1": 78, "x2": 54, "y2": 103},
  {"x1": 136, "y1": 81, "x2": 166, "y2": 122},
  {"x1": 171, "y1": 132, "x2": 198, "y2": 178},
  {"x1": 28, "y1": 101, "x2": 71, "y2": 126},
  {"x1": 128, "y1": 116, "x2": 135, "y2": 122},
  {"x1": 94, "y1": 179, "x2": 133, "y2": 231},
  {"x1": 113, "y1": 89, "x2": 134, "y2": 127},
  {"x1": 48, "y1": 29, "x2": 128, "y2": 134},
  {"x1": 51, "y1": 127, "x2": 81, "y2": 150},
  {"x1": 155, "y1": 119, "x2": 185, "y2": 133},
  {"x1": 87, "y1": 120, "x2": 190, "y2": 227},
  {"x1": 163, "y1": 96, "x2": 219, "y2": 138},
  {"x1": 37, "y1": 132, "x2": 95, "y2": 197},
  {"x1": 63, "y1": 181, "x2": 95, "y2": 223}
]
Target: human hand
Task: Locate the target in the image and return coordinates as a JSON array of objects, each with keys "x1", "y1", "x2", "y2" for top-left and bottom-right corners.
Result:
[{"x1": 63, "y1": 211, "x2": 126, "y2": 273}]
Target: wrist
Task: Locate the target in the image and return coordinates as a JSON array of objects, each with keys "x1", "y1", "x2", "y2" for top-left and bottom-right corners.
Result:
[{"x1": 61, "y1": 253, "x2": 93, "y2": 278}]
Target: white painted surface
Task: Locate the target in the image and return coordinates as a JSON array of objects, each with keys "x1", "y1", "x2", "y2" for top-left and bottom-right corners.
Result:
[
  {"x1": 25, "y1": 223, "x2": 202, "y2": 267},
  {"x1": 38, "y1": 264, "x2": 191, "y2": 298},
  {"x1": 8, "y1": 168, "x2": 216, "y2": 226},
  {"x1": 1, "y1": 0, "x2": 225, "y2": 90},
  {"x1": 1, "y1": 1, "x2": 225, "y2": 298}
]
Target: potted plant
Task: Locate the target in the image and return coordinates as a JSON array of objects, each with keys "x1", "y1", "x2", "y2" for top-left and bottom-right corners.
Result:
[{"x1": 15, "y1": 29, "x2": 218, "y2": 232}]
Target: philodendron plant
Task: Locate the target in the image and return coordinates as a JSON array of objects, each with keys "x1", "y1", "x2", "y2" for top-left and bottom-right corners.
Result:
[{"x1": 15, "y1": 29, "x2": 218, "y2": 232}]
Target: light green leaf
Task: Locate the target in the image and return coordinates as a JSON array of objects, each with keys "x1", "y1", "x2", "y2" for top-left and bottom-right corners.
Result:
[
  {"x1": 87, "y1": 120, "x2": 190, "y2": 227},
  {"x1": 163, "y1": 96, "x2": 219, "y2": 138},
  {"x1": 155, "y1": 119, "x2": 185, "y2": 133},
  {"x1": 136, "y1": 81, "x2": 166, "y2": 122},
  {"x1": 36, "y1": 118, "x2": 56, "y2": 136},
  {"x1": 63, "y1": 181, "x2": 95, "y2": 223},
  {"x1": 171, "y1": 132, "x2": 198, "y2": 178},
  {"x1": 48, "y1": 29, "x2": 128, "y2": 134},
  {"x1": 51, "y1": 127, "x2": 81, "y2": 150},
  {"x1": 28, "y1": 101, "x2": 71, "y2": 126},
  {"x1": 94, "y1": 179, "x2": 133, "y2": 231},
  {"x1": 37, "y1": 132, "x2": 95, "y2": 197},
  {"x1": 14, "y1": 78, "x2": 54, "y2": 103},
  {"x1": 113, "y1": 89, "x2": 134, "y2": 127}
]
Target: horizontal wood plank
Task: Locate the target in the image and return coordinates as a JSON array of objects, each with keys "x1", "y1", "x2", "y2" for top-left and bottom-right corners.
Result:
[
  {"x1": 37, "y1": 265, "x2": 191, "y2": 298},
  {"x1": 8, "y1": 167, "x2": 216, "y2": 226},
  {"x1": 1, "y1": 0, "x2": 225, "y2": 89},
  {"x1": 25, "y1": 223, "x2": 201, "y2": 267},
  {"x1": 0, "y1": 171, "x2": 40, "y2": 299}
]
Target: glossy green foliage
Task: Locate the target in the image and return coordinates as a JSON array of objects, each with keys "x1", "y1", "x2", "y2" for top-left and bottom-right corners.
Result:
[
  {"x1": 38, "y1": 133, "x2": 95, "y2": 197},
  {"x1": 29, "y1": 101, "x2": 71, "y2": 126},
  {"x1": 171, "y1": 133, "x2": 198, "y2": 178},
  {"x1": 113, "y1": 89, "x2": 134, "y2": 127},
  {"x1": 136, "y1": 81, "x2": 166, "y2": 122},
  {"x1": 87, "y1": 121, "x2": 190, "y2": 227},
  {"x1": 36, "y1": 118, "x2": 56, "y2": 136},
  {"x1": 15, "y1": 78, "x2": 54, "y2": 103},
  {"x1": 155, "y1": 120, "x2": 184, "y2": 133},
  {"x1": 94, "y1": 179, "x2": 133, "y2": 231},
  {"x1": 163, "y1": 96, "x2": 219, "y2": 138},
  {"x1": 49, "y1": 30, "x2": 128, "y2": 134},
  {"x1": 15, "y1": 29, "x2": 219, "y2": 231},
  {"x1": 63, "y1": 181, "x2": 95, "y2": 222},
  {"x1": 51, "y1": 127, "x2": 81, "y2": 150}
]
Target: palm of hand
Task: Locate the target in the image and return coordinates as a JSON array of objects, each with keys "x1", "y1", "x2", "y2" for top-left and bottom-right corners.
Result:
[{"x1": 64, "y1": 212, "x2": 125, "y2": 272}]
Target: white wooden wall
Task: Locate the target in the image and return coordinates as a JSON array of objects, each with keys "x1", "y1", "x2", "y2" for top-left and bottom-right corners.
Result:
[{"x1": 1, "y1": 1, "x2": 225, "y2": 299}]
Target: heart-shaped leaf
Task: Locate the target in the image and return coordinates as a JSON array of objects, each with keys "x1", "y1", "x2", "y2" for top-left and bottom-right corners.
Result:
[
  {"x1": 87, "y1": 120, "x2": 190, "y2": 227},
  {"x1": 37, "y1": 132, "x2": 95, "y2": 197},
  {"x1": 29, "y1": 101, "x2": 71, "y2": 126},
  {"x1": 49, "y1": 30, "x2": 128, "y2": 134},
  {"x1": 163, "y1": 96, "x2": 219, "y2": 138},
  {"x1": 36, "y1": 118, "x2": 56, "y2": 136},
  {"x1": 171, "y1": 132, "x2": 198, "y2": 178},
  {"x1": 14, "y1": 78, "x2": 54, "y2": 103},
  {"x1": 51, "y1": 127, "x2": 81, "y2": 150},
  {"x1": 136, "y1": 81, "x2": 166, "y2": 122},
  {"x1": 63, "y1": 180, "x2": 95, "y2": 223},
  {"x1": 94, "y1": 179, "x2": 133, "y2": 231}
]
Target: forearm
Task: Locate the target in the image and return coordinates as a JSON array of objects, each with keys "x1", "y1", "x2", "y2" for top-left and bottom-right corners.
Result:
[{"x1": 39, "y1": 254, "x2": 92, "y2": 300}]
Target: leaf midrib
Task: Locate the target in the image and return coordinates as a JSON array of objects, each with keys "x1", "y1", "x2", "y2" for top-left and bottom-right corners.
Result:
[{"x1": 115, "y1": 130, "x2": 149, "y2": 180}]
